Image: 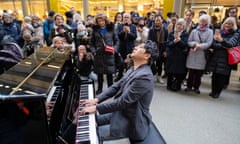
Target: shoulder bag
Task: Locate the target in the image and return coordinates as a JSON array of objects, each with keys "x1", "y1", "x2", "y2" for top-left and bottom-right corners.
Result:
[{"x1": 226, "y1": 46, "x2": 240, "y2": 65}]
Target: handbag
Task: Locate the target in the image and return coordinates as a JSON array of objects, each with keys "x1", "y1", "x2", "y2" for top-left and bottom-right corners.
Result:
[
  {"x1": 227, "y1": 46, "x2": 240, "y2": 65},
  {"x1": 105, "y1": 45, "x2": 115, "y2": 54},
  {"x1": 101, "y1": 37, "x2": 115, "y2": 54}
]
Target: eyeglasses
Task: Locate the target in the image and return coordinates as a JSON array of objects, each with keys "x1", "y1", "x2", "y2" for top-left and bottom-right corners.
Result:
[{"x1": 229, "y1": 11, "x2": 237, "y2": 13}]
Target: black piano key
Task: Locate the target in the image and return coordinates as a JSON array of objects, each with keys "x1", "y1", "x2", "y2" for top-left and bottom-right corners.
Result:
[
  {"x1": 76, "y1": 133, "x2": 90, "y2": 138},
  {"x1": 77, "y1": 127, "x2": 89, "y2": 131},
  {"x1": 78, "y1": 121, "x2": 89, "y2": 126}
]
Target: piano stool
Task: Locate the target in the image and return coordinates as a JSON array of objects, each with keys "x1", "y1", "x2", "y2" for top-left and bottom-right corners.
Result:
[{"x1": 104, "y1": 122, "x2": 166, "y2": 144}]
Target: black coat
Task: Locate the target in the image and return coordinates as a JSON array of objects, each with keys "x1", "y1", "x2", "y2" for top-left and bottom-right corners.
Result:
[
  {"x1": 90, "y1": 23, "x2": 118, "y2": 74},
  {"x1": 207, "y1": 30, "x2": 239, "y2": 75},
  {"x1": 148, "y1": 26, "x2": 168, "y2": 58},
  {"x1": 166, "y1": 31, "x2": 189, "y2": 74}
]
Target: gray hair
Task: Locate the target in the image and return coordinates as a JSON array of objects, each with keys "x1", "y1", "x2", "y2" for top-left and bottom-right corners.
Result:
[
  {"x1": 175, "y1": 18, "x2": 186, "y2": 30},
  {"x1": 198, "y1": 14, "x2": 211, "y2": 25},
  {"x1": 221, "y1": 17, "x2": 238, "y2": 30}
]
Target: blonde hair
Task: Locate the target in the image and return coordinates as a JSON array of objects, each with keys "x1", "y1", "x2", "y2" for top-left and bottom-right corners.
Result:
[
  {"x1": 52, "y1": 36, "x2": 63, "y2": 47},
  {"x1": 221, "y1": 17, "x2": 238, "y2": 30}
]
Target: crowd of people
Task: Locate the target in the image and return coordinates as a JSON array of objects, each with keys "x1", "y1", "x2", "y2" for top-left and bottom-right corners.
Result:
[
  {"x1": 0, "y1": 6, "x2": 240, "y2": 97},
  {"x1": 0, "y1": 5, "x2": 240, "y2": 144}
]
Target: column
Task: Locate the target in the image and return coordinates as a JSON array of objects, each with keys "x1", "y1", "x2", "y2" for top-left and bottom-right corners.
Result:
[
  {"x1": 21, "y1": 0, "x2": 28, "y2": 16},
  {"x1": 83, "y1": 0, "x2": 89, "y2": 20},
  {"x1": 173, "y1": 0, "x2": 185, "y2": 17}
]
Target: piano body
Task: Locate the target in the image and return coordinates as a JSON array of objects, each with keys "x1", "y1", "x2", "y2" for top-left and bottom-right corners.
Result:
[
  {"x1": 0, "y1": 46, "x2": 71, "y2": 144},
  {"x1": 0, "y1": 45, "x2": 100, "y2": 144}
]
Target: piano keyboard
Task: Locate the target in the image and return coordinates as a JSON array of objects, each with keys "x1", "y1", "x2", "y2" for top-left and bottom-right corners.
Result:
[
  {"x1": 76, "y1": 83, "x2": 99, "y2": 144},
  {"x1": 47, "y1": 86, "x2": 61, "y2": 102}
]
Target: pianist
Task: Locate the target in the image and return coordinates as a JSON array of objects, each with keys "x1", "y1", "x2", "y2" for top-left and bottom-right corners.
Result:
[{"x1": 80, "y1": 40, "x2": 159, "y2": 143}]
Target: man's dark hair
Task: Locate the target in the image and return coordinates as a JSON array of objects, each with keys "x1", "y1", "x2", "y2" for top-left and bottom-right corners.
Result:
[
  {"x1": 144, "y1": 40, "x2": 159, "y2": 65},
  {"x1": 48, "y1": 10, "x2": 55, "y2": 17},
  {"x1": 167, "y1": 12, "x2": 172, "y2": 18},
  {"x1": 65, "y1": 11, "x2": 73, "y2": 18}
]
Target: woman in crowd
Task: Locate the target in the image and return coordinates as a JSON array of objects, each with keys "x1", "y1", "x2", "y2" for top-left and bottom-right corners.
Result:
[
  {"x1": 113, "y1": 12, "x2": 123, "y2": 34},
  {"x1": 166, "y1": 18, "x2": 189, "y2": 91},
  {"x1": 90, "y1": 13, "x2": 118, "y2": 94},
  {"x1": 49, "y1": 13, "x2": 73, "y2": 48},
  {"x1": 206, "y1": 17, "x2": 239, "y2": 98},
  {"x1": 185, "y1": 14, "x2": 213, "y2": 94},
  {"x1": 135, "y1": 17, "x2": 149, "y2": 46}
]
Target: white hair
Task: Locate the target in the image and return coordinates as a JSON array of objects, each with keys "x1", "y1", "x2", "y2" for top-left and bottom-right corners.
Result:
[
  {"x1": 198, "y1": 14, "x2": 211, "y2": 25},
  {"x1": 221, "y1": 17, "x2": 238, "y2": 30},
  {"x1": 175, "y1": 18, "x2": 186, "y2": 29}
]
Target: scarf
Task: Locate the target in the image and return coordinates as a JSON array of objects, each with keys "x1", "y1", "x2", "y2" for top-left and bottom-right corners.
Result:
[
  {"x1": 197, "y1": 24, "x2": 209, "y2": 31},
  {"x1": 155, "y1": 26, "x2": 165, "y2": 47}
]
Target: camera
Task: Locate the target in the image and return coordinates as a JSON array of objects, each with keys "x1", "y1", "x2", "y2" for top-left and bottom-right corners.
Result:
[{"x1": 138, "y1": 24, "x2": 144, "y2": 28}]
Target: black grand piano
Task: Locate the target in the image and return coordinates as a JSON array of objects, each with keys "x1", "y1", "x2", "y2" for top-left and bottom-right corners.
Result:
[
  {"x1": 0, "y1": 46, "x2": 99, "y2": 144},
  {"x1": 0, "y1": 46, "x2": 72, "y2": 144}
]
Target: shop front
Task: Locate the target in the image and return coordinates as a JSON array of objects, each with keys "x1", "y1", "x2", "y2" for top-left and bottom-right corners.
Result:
[
  {"x1": 184, "y1": 0, "x2": 240, "y2": 23},
  {"x1": 0, "y1": 0, "x2": 48, "y2": 21},
  {"x1": 0, "y1": 0, "x2": 173, "y2": 21}
]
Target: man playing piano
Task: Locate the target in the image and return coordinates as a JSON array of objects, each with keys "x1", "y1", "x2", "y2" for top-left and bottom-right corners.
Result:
[{"x1": 80, "y1": 40, "x2": 159, "y2": 143}]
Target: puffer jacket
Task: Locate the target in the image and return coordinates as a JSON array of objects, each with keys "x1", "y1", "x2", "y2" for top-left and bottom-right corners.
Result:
[
  {"x1": 206, "y1": 29, "x2": 239, "y2": 75},
  {"x1": 90, "y1": 23, "x2": 118, "y2": 74}
]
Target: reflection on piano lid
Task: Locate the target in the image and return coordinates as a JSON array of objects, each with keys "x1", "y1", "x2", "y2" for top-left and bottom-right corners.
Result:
[
  {"x1": 0, "y1": 94, "x2": 46, "y2": 101},
  {"x1": 0, "y1": 46, "x2": 71, "y2": 96}
]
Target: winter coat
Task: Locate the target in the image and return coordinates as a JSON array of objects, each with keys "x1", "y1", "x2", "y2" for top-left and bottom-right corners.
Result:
[
  {"x1": 206, "y1": 30, "x2": 239, "y2": 75},
  {"x1": 166, "y1": 31, "x2": 189, "y2": 74},
  {"x1": 148, "y1": 26, "x2": 168, "y2": 58},
  {"x1": 186, "y1": 28, "x2": 213, "y2": 70},
  {"x1": 90, "y1": 23, "x2": 118, "y2": 74},
  {"x1": 2, "y1": 22, "x2": 21, "y2": 43}
]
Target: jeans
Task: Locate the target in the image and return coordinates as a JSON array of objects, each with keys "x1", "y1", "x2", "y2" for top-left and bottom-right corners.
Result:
[{"x1": 97, "y1": 113, "x2": 126, "y2": 144}]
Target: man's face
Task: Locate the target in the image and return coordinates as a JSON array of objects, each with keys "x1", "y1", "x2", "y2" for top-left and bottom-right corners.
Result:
[
  {"x1": 154, "y1": 16, "x2": 163, "y2": 27},
  {"x1": 55, "y1": 16, "x2": 63, "y2": 26},
  {"x1": 131, "y1": 43, "x2": 148, "y2": 60},
  {"x1": 149, "y1": 13, "x2": 155, "y2": 20},
  {"x1": 185, "y1": 11, "x2": 193, "y2": 22},
  {"x1": 123, "y1": 14, "x2": 131, "y2": 24},
  {"x1": 229, "y1": 9, "x2": 237, "y2": 17}
]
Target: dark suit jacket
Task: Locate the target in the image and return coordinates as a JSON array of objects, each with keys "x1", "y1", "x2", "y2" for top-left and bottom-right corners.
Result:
[{"x1": 96, "y1": 64, "x2": 154, "y2": 140}]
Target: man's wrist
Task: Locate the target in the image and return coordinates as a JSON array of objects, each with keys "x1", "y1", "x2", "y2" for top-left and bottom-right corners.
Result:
[{"x1": 94, "y1": 98, "x2": 99, "y2": 104}]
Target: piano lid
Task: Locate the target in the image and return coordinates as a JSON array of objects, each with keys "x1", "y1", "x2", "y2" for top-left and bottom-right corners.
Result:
[{"x1": 0, "y1": 46, "x2": 70, "y2": 95}]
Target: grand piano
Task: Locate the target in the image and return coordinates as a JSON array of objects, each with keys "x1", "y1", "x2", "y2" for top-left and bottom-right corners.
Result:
[
  {"x1": 0, "y1": 46, "x2": 72, "y2": 144},
  {"x1": 0, "y1": 45, "x2": 99, "y2": 144}
]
